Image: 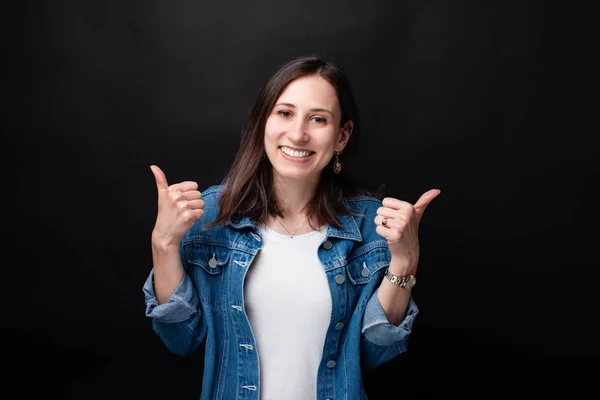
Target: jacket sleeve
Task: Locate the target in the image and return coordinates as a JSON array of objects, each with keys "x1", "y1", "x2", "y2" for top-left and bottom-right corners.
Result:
[
  {"x1": 360, "y1": 286, "x2": 419, "y2": 371},
  {"x1": 142, "y1": 244, "x2": 207, "y2": 357}
]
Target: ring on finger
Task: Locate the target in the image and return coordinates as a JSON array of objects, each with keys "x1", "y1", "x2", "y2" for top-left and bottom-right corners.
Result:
[{"x1": 382, "y1": 217, "x2": 388, "y2": 226}]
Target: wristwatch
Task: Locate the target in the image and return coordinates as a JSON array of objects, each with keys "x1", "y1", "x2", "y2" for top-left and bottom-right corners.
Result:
[{"x1": 384, "y1": 268, "x2": 416, "y2": 289}]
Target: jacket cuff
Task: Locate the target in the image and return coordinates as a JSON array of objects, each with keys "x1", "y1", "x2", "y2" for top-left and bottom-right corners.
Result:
[
  {"x1": 361, "y1": 288, "x2": 419, "y2": 347},
  {"x1": 142, "y1": 270, "x2": 199, "y2": 323}
]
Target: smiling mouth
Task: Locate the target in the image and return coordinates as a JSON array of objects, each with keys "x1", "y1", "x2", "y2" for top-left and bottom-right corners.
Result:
[{"x1": 279, "y1": 146, "x2": 315, "y2": 158}]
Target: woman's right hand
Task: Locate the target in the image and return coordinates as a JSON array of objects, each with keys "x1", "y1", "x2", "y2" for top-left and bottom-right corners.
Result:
[{"x1": 150, "y1": 164, "x2": 204, "y2": 248}]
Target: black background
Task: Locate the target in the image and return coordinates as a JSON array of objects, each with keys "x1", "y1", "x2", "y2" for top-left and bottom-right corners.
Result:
[{"x1": 8, "y1": 0, "x2": 597, "y2": 398}]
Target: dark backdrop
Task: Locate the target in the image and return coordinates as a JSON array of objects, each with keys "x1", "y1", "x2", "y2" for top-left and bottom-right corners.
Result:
[{"x1": 8, "y1": 0, "x2": 597, "y2": 398}]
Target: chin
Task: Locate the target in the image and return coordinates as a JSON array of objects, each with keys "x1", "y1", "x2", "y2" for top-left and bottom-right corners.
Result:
[{"x1": 272, "y1": 167, "x2": 319, "y2": 183}]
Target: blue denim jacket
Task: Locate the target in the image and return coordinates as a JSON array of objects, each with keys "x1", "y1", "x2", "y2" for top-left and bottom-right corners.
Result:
[{"x1": 143, "y1": 185, "x2": 419, "y2": 400}]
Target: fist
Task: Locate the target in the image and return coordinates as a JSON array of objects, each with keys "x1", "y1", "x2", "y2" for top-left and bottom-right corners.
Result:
[
  {"x1": 374, "y1": 189, "x2": 440, "y2": 268},
  {"x1": 150, "y1": 164, "x2": 204, "y2": 247}
]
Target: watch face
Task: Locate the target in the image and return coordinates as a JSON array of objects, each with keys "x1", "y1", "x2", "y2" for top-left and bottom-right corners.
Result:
[{"x1": 405, "y1": 276, "x2": 416, "y2": 289}]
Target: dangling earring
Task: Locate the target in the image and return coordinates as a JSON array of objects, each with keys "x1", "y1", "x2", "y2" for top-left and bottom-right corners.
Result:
[{"x1": 333, "y1": 151, "x2": 342, "y2": 174}]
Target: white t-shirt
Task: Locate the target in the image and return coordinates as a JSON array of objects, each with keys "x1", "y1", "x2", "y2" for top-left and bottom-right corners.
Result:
[{"x1": 244, "y1": 223, "x2": 332, "y2": 400}]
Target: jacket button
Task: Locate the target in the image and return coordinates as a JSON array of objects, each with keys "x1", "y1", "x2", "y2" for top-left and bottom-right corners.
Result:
[
  {"x1": 327, "y1": 360, "x2": 336, "y2": 368},
  {"x1": 323, "y1": 240, "x2": 333, "y2": 250},
  {"x1": 361, "y1": 267, "x2": 370, "y2": 277},
  {"x1": 335, "y1": 274, "x2": 345, "y2": 284},
  {"x1": 208, "y1": 255, "x2": 217, "y2": 269},
  {"x1": 335, "y1": 322, "x2": 344, "y2": 330}
]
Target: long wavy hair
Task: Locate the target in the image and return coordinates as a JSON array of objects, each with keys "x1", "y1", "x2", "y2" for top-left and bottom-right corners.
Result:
[{"x1": 205, "y1": 55, "x2": 383, "y2": 230}]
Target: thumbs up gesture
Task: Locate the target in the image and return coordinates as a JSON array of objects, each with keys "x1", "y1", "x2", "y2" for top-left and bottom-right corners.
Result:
[
  {"x1": 150, "y1": 165, "x2": 205, "y2": 248},
  {"x1": 374, "y1": 189, "x2": 441, "y2": 271}
]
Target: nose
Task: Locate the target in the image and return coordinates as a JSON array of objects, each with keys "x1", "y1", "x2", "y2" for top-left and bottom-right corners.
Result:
[{"x1": 287, "y1": 119, "x2": 308, "y2": 142}]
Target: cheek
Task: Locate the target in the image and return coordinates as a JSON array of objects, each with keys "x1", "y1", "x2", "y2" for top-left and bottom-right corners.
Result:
[
  {"x1": 264, "y1": 117, "x2": 280, "y2": 140},
  {"x1": 319, "y1": 129, "x2": 339, "y2": 148},
  {"x1": 263, "y1": 121, "x2": 274, "y2": 143}
]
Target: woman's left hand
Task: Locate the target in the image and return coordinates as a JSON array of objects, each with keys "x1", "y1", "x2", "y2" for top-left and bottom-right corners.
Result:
[{"x1": 374, "y1": 189, "x2": 441, "y2": 271}]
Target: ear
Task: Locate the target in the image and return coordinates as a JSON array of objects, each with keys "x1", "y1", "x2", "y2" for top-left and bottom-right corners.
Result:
[{"x1": 336, "y1": 120, "x2": 353, "y2": 152}]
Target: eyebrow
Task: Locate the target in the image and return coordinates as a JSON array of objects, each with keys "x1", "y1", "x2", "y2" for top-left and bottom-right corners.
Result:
[{"x1": 274, "y1": 102, "x2": 334, "y2": 116}]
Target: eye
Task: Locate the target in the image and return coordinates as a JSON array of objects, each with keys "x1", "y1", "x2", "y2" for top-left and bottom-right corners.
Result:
[
  {"x1": 312, "y1": 116, "x2": 327, "y2": 124},
  {"x1": 278, "y1": 110, "x2": 292, "y2": 118}
]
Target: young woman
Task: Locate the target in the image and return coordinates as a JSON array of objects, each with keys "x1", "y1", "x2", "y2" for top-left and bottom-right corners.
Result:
[{"x1": 144, "y1": 55, "x2": 440, "y2": 400}]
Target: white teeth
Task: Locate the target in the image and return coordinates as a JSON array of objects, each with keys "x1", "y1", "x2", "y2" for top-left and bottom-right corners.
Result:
[{"x1": 280, "y1": 147, "x2": 312, "y2": 158}]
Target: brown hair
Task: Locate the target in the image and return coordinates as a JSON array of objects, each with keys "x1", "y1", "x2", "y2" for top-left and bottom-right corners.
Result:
[{"x1": 205, "y1": 54, "x2": 383, "y2": 230}]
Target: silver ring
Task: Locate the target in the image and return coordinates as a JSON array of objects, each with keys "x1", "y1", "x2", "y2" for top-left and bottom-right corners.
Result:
[{"x1": 381, "y1": 217, "x2": 388, "y2": 226}]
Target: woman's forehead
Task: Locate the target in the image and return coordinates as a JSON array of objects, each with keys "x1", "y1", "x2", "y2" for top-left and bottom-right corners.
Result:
[{"x1": 276, "y1": 75, "x2": 339, "y2": 111}]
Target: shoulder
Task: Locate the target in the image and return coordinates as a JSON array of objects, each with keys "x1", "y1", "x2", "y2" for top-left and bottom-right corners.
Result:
[
  {"x1": 343, "y1": 194, "x2": 383, "y2": 243},
  {"x1": 197, "y1": 184, "x2": 223, "y2": 211},
  {"x1": 184, "y1": 184, "x2": 224, "y2": 237},
  {"x1": 200, "y1": 184, "x2": 223, "y2": 200},
  {"x1": 344, "y1": 194, "x2": 382, "y2": 217}
]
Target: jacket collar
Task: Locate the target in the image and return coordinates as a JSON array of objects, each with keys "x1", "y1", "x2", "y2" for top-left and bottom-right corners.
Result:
[
  {"x1": 325, "y1": 212, "x2": 362, "y2": 242},
  {"x1": 229, "y1": 215, "x2": 256, "y2": 230}
]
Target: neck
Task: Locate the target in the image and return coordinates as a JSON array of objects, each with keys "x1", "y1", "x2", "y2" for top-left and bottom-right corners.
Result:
[{"x1": 272, "y1": 175, "x2": 319, "y2": 219}]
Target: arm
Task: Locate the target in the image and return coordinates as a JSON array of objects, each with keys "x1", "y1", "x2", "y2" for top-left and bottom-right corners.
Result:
[
  {"x1": 376, "y1": 256, "x2": 413, "y2": 325},
  {"x1": 359, "y1": 190, "x2": 440, "y2": 369},
  {"x1": 371, "y1": 190, "x2": 440, "y2": 326},
  {"x1": 152, "y1": 235, "x2": 185, "y2": 305},
  {"x1": 142, "y1": 239, "x2": 207, "y2": 357},
  {"x1": 143, "y1": 165, "x2": 207, "y2": 356},
  {"x1": 360, "y1": 269, "x2": 418, "y2": 371}
]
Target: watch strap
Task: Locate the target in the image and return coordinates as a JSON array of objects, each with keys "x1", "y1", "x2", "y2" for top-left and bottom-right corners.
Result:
[{"x1": 384, "y1": 268, "x2": 415, "y2": 288}]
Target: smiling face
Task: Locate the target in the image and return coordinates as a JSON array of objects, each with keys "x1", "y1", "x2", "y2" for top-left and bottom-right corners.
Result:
[{"x1": 264, "y1": 74, "x2": 352, "y2": 187}]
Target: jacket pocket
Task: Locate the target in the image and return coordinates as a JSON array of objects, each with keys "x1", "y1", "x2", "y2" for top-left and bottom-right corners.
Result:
[
  {"x1": 344, "y1": 242, "x2": 390, "y2": 285},
  {"x1": 186, "y1": 243, "x2": 231, "y2": 275}
]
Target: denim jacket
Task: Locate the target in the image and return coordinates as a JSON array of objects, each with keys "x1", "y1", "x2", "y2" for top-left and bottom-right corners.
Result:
[{"x1": 143, "y1": 185, "x2": 419, "y2": 400}]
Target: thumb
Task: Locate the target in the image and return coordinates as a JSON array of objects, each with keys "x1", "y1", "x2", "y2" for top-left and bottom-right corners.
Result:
[
  {"x1": 150, "y1": 165, "x2": 169, "y2": 190},
  {"x1": 414, "y1": 189, "x2": 441, "y2": 221}
]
